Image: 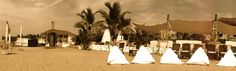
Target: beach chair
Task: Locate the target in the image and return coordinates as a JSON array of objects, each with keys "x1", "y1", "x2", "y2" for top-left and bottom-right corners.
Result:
[
  {"x1": 180, "y1": 43, "x2": 191, "y2": 59},
  {"x1": 206, "y1": 44, "x2": 217, "y2": 60},
  {"x1": 172, "y1": 44, "x2": 180, "y2": 57},
  {"x1": 219, "y1": 45, "x2": 227, "y2": 59},
  {"x1": 129, "y1": 43, "x2": 140, "y2": 56},
  {"x1": 192, "y1": 44, "x2": 202, "y2": 54},
  {"x1": 150, "y1": 40, "x2": 158, "y2": 53},
  {"x1": 119, "y1": 43, "x2": 125, "y2": 53},
  {"x1": 128, "y1": 42, "x2": 135, "y2": 56},
  {"x1": 231, "y1": 46, "x2": 236, "y2": 57},
  {"x1": 159, "y1": 41, "x2": 168, "y2": 54}
]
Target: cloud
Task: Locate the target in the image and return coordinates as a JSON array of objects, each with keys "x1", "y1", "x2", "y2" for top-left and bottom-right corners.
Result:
[{"x1": 0, "y1": 0, "x2": 236, "y2": 35}]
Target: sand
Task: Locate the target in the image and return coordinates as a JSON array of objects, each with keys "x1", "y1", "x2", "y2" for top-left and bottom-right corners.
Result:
[{"x1": 0, "y1": 47, "x2": 235, "y2": 71}]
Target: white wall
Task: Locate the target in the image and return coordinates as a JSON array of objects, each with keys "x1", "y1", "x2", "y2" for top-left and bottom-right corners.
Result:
[{"x1": 15, "y1": 38, "x2": 28, "y2": 46}]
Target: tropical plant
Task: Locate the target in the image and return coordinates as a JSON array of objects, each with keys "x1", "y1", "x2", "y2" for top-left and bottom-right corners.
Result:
[
  {"x1": 0, "y1": 41, "x2": 9, "y2": 50},
  {"x1": 96, "y1": 2, "x2": 131, "y2": 40},
  {"x1": 74, "y1": 8, "x2": 103, "y2": 50},
  {"x1": 89, "y1": 21, "x2": 107, "y2": 42},
  {"x1": 0, "y1": 40, "x2": 11, "y2": 55}
]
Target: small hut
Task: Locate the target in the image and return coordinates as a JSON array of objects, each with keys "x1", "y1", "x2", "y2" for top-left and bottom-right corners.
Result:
[{"x1": 41, "y1": 21, "x2": 76, "y2": 47}]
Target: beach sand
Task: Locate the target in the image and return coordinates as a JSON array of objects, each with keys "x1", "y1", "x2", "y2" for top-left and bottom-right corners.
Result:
[{"x1": 0, "y1": 47, "x2": 235, "y2": 71}]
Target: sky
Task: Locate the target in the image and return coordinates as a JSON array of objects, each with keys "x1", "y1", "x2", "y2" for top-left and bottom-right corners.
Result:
[{"x1": 0, "y1": 0, "x2": 235, "y2": 35}]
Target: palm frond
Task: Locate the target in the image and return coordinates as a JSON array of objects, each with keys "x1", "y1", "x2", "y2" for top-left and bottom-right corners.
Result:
[
  {"x1": 74, "y1": 21, "x2": 85, "y2": 28},
  {"x1": 85, "y1": 8, "x2": 95, "y2": 25},
  {"x1": 120, "y1": 11, "x2": 131, "y2": 18},
  {"x1": 77, "y1": 8, "x2": 96, "y2": 26},
  {"x1": 110, "y1": 2, "x2": 121, "y2": 22},
  {"x1": 94, "y1": 20, "x2": 105, "y2": 25},
  {"x1": 94, "y1": 20, "x2": 107, "y2": 28},
  {"x1": 77, "y1": 13, "x2": 87, "y2": 23},
  {"x1": 105, "y1": 2, "x2": 112, "y2": 10},
  {"x1": 81, "y1": 10, "x2": 87, "y2": 16},
  {"x1": 95, "y1": 10, "x2": 108, "y2": 18}
]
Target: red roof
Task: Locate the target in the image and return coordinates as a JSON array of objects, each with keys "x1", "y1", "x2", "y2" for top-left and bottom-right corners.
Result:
[{"x1": 41, "y1": 29, "x2": 76, "y2": 36}]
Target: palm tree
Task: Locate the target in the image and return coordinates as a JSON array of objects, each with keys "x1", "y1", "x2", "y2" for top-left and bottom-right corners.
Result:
[
  {"x1": 96, "y1": 2, "x2": 131, "y2": 40},
  {"x1": 75, "y1": 8, "x2": 95, "y2": 30},
  {"x1": 74, "y1": 8, "x2": 103, "y2": 50}
]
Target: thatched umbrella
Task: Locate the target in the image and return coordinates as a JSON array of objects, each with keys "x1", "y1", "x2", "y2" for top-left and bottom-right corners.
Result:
[
  {"x1": 134, "y1": 23, "x2": 169, "y2": 34},
  {"x1": 217, "y1": 21, "x2": 236, "y2": 35},
  {"x1": 169, "y1": 20, "x2": 214, "y2": 34},
  {"x1": 219, "y1": 18, "x2": 236, "y2": 26}
]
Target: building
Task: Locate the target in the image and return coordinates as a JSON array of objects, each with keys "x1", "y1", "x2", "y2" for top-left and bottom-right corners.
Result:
[
  {"x1": 15, "y1": 38, "x2": 29, "y2": 47},
  {"x1": 41, "y1": 21, "x2": 76, "y2": 47}
]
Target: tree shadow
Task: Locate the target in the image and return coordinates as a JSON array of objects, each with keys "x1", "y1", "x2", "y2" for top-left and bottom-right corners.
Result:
[{"x1": 6, "y1": 53, "x2": 17, "y2": 55}]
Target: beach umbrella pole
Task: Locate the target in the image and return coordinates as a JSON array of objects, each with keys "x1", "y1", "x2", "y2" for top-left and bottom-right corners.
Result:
[
  {"x1": 20, "y1": 25, "x2": 22, "y2": 47},
  {"x1": 8, "y1": 34, "x2": 11, "y2": 50},
  {"x1": 6, "y1": 20, "x2": 11, "y2": 50},
  {"x1": 5, "y1": 23, "x2": 8, "y2": 42}
]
